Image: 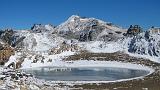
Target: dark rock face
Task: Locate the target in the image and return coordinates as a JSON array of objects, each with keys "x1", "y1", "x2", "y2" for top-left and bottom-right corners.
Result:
[
  {"x1": 0, "y1": 30, "x2": 4, "y2": 36},
  {"x1": 127, "y1": 25, "x2": 142, "y2": 36},
  {"x1": 0, "y1": 29, "x2": 14, "y2": 45},
  {"x1": 11, "y1": 36, "x2": 26, "y2": 47},
  {"x1": 79, "y1": 30, "x2": 97, "y2": 41},
  {"x1": 0, "y1": 29, "x2": 26, "y2": 48},
  {"x1": 144, "y1": 31, "x2": 150, "y2": 40},
  {"x1": 31, "y1": 24, "x2": 55, "y2": 33},
  {"x1": 128, "y1": 33, "x2": 160, "y2": 57},
  {"x1": 0, "y1": 43, "x2": 4, "y2": 50}
]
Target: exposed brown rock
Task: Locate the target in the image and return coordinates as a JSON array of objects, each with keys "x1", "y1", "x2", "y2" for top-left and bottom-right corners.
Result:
[{"x1": 0, "y1": 45, "x2": 14, "y2": 65}]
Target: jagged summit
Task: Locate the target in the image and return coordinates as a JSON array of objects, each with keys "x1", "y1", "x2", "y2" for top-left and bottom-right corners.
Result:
[{"x1": 55, "y1": 15, "x2": 124, "y2": 34}]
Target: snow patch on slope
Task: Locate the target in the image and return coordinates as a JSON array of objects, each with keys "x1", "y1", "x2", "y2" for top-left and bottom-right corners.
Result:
[{"x1": 21, "y1": 51, "x2": 75, "y2": 69}]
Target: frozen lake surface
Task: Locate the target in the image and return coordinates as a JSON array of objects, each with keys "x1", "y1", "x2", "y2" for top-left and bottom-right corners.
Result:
[{"x1": 23, "y1": 67, "x2": 150, "y2": 81}]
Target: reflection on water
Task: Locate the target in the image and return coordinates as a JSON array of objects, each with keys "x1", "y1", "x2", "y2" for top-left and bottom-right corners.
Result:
[{"x1": 23, "y1": 67, "x2": 149, "y2": 81}]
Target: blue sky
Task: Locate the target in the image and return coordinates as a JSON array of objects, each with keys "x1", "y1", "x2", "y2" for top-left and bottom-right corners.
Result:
[{"x1": 0, "y1": 0, "x2": 160, "y2": 29}]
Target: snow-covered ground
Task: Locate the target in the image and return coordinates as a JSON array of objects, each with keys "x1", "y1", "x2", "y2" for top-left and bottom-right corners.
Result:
[
  {"x1": 17, "y1": 51, "x2": 74, "y2": 69},
  {"x1": 79, "y1": 41, "x2": 125, "y2": 53},
  {"x1": 80, "y1": 39, "x2": 160, "y2": 63}
]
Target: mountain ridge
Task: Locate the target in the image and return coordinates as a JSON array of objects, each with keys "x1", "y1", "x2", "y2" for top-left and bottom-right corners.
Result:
[{"x1": 0, "y1": 15, "x2": 160, "y2": 63}]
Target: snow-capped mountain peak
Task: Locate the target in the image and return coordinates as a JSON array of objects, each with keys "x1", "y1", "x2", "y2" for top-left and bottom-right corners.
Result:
[
  {"x1": 67, "y1": 15, "x2": 81, "y2": 22},
  {"x1": 55, "y1": 15, "x2": 123, "y2": 35}
]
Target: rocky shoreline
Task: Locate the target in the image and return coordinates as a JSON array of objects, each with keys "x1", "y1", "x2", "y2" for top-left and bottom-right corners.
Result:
[{"x1": 0, "y1": 52, "x2": 160, "y2": 90}]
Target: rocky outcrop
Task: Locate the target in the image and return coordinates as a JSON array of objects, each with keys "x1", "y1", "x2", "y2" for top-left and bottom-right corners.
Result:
[
  {"x1": 126, "y1": 25, "x2": 142, "y2": 36},
  {"x1": 149, "y1": 26, "x2": 160, "y2": 34},
  {"x1": 0, "y1": 45, "x2": 14, "y2": 65},
  {"x1": 0, "y1": 29, "x2": 14, "y2": 45},
  {"x1": 128, "y1": 32, "x2": 160, "y2": 57},
  {"x1": 31, "y1": 24, "x2": 55, "y2": 33}
]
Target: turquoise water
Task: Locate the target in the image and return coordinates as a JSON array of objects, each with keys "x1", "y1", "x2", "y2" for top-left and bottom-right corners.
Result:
[{"x1": 23, "y1": 67, "x2": 149, "y2": 81}]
